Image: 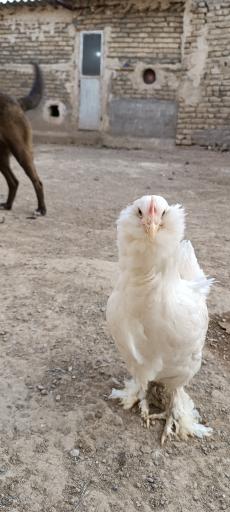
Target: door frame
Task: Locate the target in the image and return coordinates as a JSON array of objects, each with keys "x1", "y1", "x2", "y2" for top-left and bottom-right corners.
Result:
[
  {"x1": 79, "y1": 30, "x2": 104, "y2": 79},
  {"x1": 78, "y1": 30, "x2": 104, "y2": 130}
]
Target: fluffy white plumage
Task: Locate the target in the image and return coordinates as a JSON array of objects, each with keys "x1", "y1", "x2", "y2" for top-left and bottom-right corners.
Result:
[{"x1": 106, "y1": 195, "x2": 213, "y2": 443}]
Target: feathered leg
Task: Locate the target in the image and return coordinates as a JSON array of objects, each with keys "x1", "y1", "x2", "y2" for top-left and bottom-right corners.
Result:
[
  {"x1": 109, "y1": 379, "x2": 143, "y2": 409},
  {"x1": 139, "y1": 399, "x2": 166, "y2": 429},
  {"x1": 139, "y1": 396, "x2": 150, "y2": 427},
  {"x1": 156, "y1": 387, "x2": 213, "y2": 444},
  {"x1": 110, "y1": 382, "x2": 212, "y2": 443},
  {"x1": 110, "y1": 379, "x2": 167, "y2": 428}
]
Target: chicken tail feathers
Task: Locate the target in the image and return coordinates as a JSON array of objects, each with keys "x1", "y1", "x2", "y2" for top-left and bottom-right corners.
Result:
[
  {"x1": 190, "y1": 276, "x2": 215, "y2": 297},
  {"x1": 178, "y1": 240, "x2": 204, "y2": 281},
  {"x1": 178, "y1": 240, "x2": 214, "y2": 296}
]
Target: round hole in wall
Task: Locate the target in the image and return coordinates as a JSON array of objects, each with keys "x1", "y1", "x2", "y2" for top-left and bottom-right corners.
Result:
[
  {"x1": 44, "y1": 100, "x2": 66, "y2": 125},
  {"x1": 143, "y1": 68, "x2": 156, "y2": 85},
  {"x1": 49, "y1": 104, "x2": 60, "y2": 117}
]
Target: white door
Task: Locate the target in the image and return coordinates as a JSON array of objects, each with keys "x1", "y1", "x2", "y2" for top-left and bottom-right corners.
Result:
[{"x1": 79, "y1": 31, "x2": 102, "y2": 130}]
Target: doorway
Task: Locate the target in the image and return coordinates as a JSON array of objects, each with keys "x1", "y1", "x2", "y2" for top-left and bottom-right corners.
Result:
[{"x1": 79, "y1": 31, "x2": 103, "y2": 130}]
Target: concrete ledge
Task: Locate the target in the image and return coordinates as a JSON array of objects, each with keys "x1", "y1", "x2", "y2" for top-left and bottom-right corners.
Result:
[
  {"x1": 33, "y1": 130, "x2": 103, "y2": 146},
  {"x1": 33, "y1": 130, "x2": 175, "y2": 150},
  {"x1": 192, "y1": 128, "x2": 230, "y2": 151},
  {"x1": 101, "y1": 134, "x2": 175, "y2": 150}
]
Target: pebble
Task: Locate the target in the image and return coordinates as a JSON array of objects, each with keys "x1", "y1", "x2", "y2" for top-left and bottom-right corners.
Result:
[
  {"x1": 41, "y1": 389, "x2": 48, "y2": 396},
  {"x1": 112, "y1": 415, "x2": 123, "y2": 427},
  {"x1": 220, "y1": 143, "x2": 229, "y2": 152},
  {"x1": 70, "y1": 448, "x2": 80, "y2": 458},
  {"x1": 112, "y1": 485, "x2": 118, "y2": 492},
  {"x1": 141, "y1": 445, "x2": 152, "y2": 455},
  {"x1": 69, "y1": 497, "x2": 77, "y2": 504},
  {"x1": 55, "y1": 395, "x2": 61, "y2": 401},
  {"x1": 95, "y1": 410, "x2": 102, "y2": 419},
  {"x1": 84, "y1": 412, "x2": 95, "y2": 421},
  {"x1": 68, "y1": 366, "x2": 73, "y2": 372},
  {"x1": 209, "y1": 504, "x2": 216, "y2": 511},
  {"x1": 146, "y1": 477, "x2": 154, "y2": 484},
  {"x1": 111, "y1": 377, "x2": 120, "y2": 386}
]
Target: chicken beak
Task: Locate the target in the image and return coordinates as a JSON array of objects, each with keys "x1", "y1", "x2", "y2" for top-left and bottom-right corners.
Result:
[
  {"x1": 142, "y1": 198, "x2": 157, "y2": 240},
  {"x1": 142, "y1": 216, "x2": 157, "y2": 240}
]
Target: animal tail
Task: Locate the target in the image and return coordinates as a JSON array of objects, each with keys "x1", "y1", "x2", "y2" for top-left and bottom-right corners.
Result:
[
  {"x1": 18, "y1": 63, "x2": 44, "y2": 111},
  {"x1": 191, "y1": 275, "x2": 215, "y2": 297},
  {"x1": 170, "y1": 388, "x2": 213, "y2": 441},
  {"x1": 179, "y1": 240, "x2": 205, "y2": 281}
]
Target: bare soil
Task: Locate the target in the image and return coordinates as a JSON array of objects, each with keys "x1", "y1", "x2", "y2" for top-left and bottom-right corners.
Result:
[{"x1": 0, "y1": 144, "x2": 229, "y2": 512}]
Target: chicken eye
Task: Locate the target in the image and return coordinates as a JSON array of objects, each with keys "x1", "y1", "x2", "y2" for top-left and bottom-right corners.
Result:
[
  {"x1": 137, "y1": 208, "x2": 143, "y2": 218},
  {"x1": 162, "y1": 209, "x2": 166, "y2": 217}
]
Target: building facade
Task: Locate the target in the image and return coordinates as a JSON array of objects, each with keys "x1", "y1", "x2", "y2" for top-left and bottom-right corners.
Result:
[{"x1": 0, "y1": 0, "x2": 229, "y2": 149}]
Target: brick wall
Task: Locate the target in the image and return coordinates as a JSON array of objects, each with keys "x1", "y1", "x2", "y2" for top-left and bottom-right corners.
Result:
[
  {"x1": 0, "y1": 0, "x2": 229, "y2": 146},
  {"x1": 0, "y1": 6, "x2": 75, "y2": 130},
  {"x1": 72, "y1": 3, "x2": 184, "y2": 102},
  {"x1": 0, "y1": 1, "x2": 183, "y2": 138},
  {"x1": 108, "y1": 8, "x2": 183, "y2": 101},
  {"x1": 176, "y1": 0, "x2": 230, "y2": 147}
]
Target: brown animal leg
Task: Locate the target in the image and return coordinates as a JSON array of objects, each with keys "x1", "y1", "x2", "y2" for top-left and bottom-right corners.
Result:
[
  {"x1": 10, "y1": 144, "x2": 46, "y2": 216},
  {"x1": 0, "y1": 148, "x2": 19, "y2": 210}
]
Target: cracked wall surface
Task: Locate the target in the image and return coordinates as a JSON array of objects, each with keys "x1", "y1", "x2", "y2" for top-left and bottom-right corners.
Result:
[{"x1": 177, "y1": 0, "x2": 230, "y2": 148}]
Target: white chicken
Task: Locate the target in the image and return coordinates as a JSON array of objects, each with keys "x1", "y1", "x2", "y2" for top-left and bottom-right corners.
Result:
[{"x1": 106, "y1": 194, "x2": 213, "y2": 443}]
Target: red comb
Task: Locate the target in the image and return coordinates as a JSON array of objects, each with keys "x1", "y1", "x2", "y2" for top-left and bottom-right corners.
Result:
[{"x1": 148, "y1": 198, "x2": 156, "y2": 216}]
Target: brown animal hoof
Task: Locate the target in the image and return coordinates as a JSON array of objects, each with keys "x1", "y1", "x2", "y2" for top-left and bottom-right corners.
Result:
[{"x1": 0, "y1": 202, "x2": 11, "y2": 210}]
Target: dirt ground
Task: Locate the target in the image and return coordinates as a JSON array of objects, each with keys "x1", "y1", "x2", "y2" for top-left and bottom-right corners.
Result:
[{"x1": 0, "y1": 144, "x2": 229, "y2": 512}]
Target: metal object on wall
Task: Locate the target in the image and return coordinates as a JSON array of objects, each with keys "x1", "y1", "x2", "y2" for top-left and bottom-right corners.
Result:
[{"x1": 109, "y1": 98, "x2": 178, "y2": 139}]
